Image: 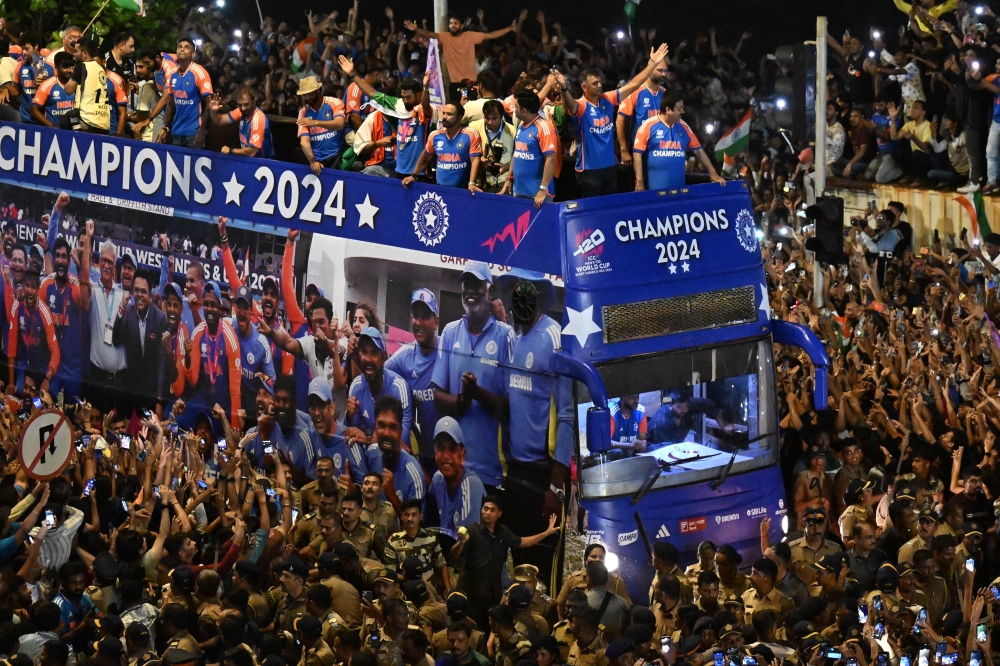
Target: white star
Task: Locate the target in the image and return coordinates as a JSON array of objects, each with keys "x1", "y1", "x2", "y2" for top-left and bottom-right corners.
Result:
[
  {"x1": 424, "y1": 211, "x2": 437, "y2": 228},
  {"x1": 759, "y1": 283, "x2": 771, "y2": 318},
  {"x1": 668, "y1": 264, "x2": 677, "y2": 274},
  {"x1": 562, "y1": 305, "x2": 602, "y2": 348},
  {"x1": 223, "y1": 173, "x2": 244, "y2": 205},
  {"x1": 681, "y1": 262, "x2": 690, "y2": 272},
  {"x1": 356, "y1": 194, "x2": 379, "y2": 229}
]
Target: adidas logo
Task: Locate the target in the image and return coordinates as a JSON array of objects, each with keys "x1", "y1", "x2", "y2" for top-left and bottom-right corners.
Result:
[
  {"x1": 411, "y1": 370, "x2": 418, "y2": 378},
  {"x1": 453, "y1": 341, "x2": 461, "y2": 349},
  {"x1": 655, "y1": 524, "x2": 670, "y2": 539}
]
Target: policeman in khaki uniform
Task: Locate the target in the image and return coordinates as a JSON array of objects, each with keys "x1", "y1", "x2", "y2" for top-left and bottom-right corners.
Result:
[
  {"x1": 317, "y1": 550, "x2": 365, "y2": 628},
  {"x1": 88, "y1": 552, "x2": 121, "y2": 614},
  {"x1": 490, "y1": 606, "x2": 533, "y2": 666},
  {"x1": 898, "y1": 508, "x2": 939, "y2": 565},
  {"x1": 295, "y1": 614, "x2": 337, "y2": 666},
  {"x1": 234, "y1": 561, "x2": 272, "y2": 626},
  {"x1": 788, "y1": 507, "x2": 841, "y2": 581},
  {"x1": 566, "y1": 608, "x2": 608, "y2": 666},
  {"x1": 508, "y1": 584, "x2": 549, "y2": 642},
  {"x1": 273, "y1": 557, "x2": 311, "y2": 634},
  {"x1": 912, "y1": 549, "x2": 948, "y2": 628},
  {"x1": 505, "y1": 565, "x2": 555, "y2": 626},
  {"x1": 432, "y1": 593, "x2": 487, "y2": 655},
  {"x1": 161, "y1": 603, "x2": 201, "y2": 663},
  {"x1": 741, "y1": 557, "x2": 794, "y2": 623},
  {"x1": 403, "y1": 580, "x2": 449, "y2": 639},
  {"x1": 300, "y1": 457, "x2": 338, "y2": 513},
  {"x1": 294, "y1": 489, "x2": 341, "y2": 557},
  {"x1": 839, "y1": 478, "x2": 876, "y2": 547}
]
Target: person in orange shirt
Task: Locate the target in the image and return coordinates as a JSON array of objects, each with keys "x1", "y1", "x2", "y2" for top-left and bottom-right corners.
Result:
[
  {"x1": 184, "y1": 282, "x2": 241, "y2": 429},
  {"x1": 161, "y1": 281, "x2": 189, "y2": 400},
  {"x1": 8, "y1": 270, "x2": 60, "y2": 393},
  {"x1": 403, "y1": 15, "x2": 516, "y2": 96}
]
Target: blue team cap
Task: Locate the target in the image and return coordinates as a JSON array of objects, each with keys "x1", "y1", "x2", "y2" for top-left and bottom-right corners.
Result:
[
  {"x1": 234, "y1": 285, "x2": 252, "y2": 307},
  {"x1": 434, "y1": 416, "x2": 464, "y2": 446},
  {"x1": 204, "y1": 281, "x2": 223, "y2": 301},
  {"x1": 28, "y1": 244, "x2": 44, "y2": 265},
  {"x1": 120, "y1": 249, "x2": 137, "y2": 268},
  {"x1": 308, "y1": 377, "x2": 333, "y2": 403},
  {"x1": 410, "y1": 288, "x2": 438, "y2": 316},
  {"x1": 305, "y1": 282, "x2": 325, "y2": 298},
  {"x1": 258, "y1": 375, "x2": 274, "y2": 394},
  {"x1": 460, "y1": 261, "x2": 492, "y2": 284},
  {"x1": 163, "y1": 282, "x2": 183, "y2": 301},
  {"x1": 358, "y1": 326, "x2": 386, "y2": 353}
]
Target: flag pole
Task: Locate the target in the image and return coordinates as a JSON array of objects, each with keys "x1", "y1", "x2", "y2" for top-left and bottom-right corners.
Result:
[
  {"x1": 254, "y1": 0, "x2": 264, "y2": 27},
  {"x1": 83, "y1": 0, "x2": 113, "y2": 34}
]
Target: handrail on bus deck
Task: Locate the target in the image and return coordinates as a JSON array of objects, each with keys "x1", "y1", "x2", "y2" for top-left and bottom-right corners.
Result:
[
  {"x1": 771, "y1": 320, "x2": 830, "y2": 412},
  {"x1": 551, "y1": 351, "x2": 613, "y2": 454}
]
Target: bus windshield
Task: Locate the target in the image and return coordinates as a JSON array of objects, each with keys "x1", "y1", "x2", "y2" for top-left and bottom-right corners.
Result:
[{"x1": 575, "y1": 338, "x2": 778, "y2": 499}]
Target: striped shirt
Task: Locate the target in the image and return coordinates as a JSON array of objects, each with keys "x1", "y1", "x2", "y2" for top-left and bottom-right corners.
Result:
[
  {"x1": 29, "y1": 505, "x2": 84, "y2": 569},
  {"x1": 383, "y1": 527, "x2": 446, "y2": 581}
]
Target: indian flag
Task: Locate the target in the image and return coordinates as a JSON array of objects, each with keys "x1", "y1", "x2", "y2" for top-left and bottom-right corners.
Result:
[
  {"x1": 954, "y1": 190, "x2": 993, "y2": 242},
  {"x1": 715, "y1": 109, "x2": 752, "y2": 162},
  {"x1": 111, "y1": 0, "x2": 144, "y2": 14},
  {"x1": 291, "y1": 37, "x2": 317, "y2": 72}
]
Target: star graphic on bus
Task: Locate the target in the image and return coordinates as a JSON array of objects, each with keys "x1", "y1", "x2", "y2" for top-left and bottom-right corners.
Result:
[
  {"x1": 356, "y1": 194, "x2": 379, "y2": 229},
  {"x1": 562, "y1": 306, "x2": 601, "y2": 348},
  {"x1": 223, "y1": 173, "x2": 244, "y2": 205}
]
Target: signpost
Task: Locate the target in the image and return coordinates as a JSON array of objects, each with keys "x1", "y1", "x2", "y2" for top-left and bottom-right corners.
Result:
[{"x1": 18, "y1": 410, "x2": 74, "y2": 480}]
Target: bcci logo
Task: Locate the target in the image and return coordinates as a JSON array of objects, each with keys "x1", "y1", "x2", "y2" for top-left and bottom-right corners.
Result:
[
  {"x1": 412, "y1": 192, "x2": 450, "y2": 247},
  {"x1": 734, "y1": 208, "x2": 758, "y2": 253}
]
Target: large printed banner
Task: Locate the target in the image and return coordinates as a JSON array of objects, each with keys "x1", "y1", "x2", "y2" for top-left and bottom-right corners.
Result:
[
  {"x1": 4, "y1": 217, "x2": 280, "y2": 292},
  {"x1": 0, "y1": 123, "x2": 561, "y2": 275}
]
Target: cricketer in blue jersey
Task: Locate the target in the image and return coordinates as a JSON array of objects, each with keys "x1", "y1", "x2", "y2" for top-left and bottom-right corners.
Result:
[
  {"x1": 157, "y1": 254, "x2": 204, "y2": 334},
  {"x1": 610, "y1": 395, "x2": 648, "y2": 447},
  {"x1": 431, "y1": 262, "x2": 515, "y2": 488},
  {"x1": 495, "y1": 270, "x2": 574, "y2": 589},
  {"x1": 427, "y1": 416, "x2": 486, "y2": 539},
  {"x1": 306, "y1": 376, "x2": 351, "y2": 481},
  {"x1": 364, "y1": 395, "x2": 425, "y2": 514},
  {"x1": 345, "y1": 327, "x2": 412, "y2": 446},
  {"x1": 246, "y1": 374, "x2": 316, "y2": 482},
  {"x1": 384, "y1": 289, "x2": 441, "y2": 470},
  {"x1": 233, "y1": 286, "x2": 276, "y2": 416}
]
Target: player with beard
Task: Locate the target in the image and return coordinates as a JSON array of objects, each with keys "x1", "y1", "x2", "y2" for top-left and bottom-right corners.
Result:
[
  {"x1": 232, "y1": 285, "x2": 275, "y2": 419},
  {"x1": 0, "y1": 221, "x2": 14, "y2": 270},
  {"x1": 365, "y1": 395, "x2": 425, "y2": 514},
  {"x1": 306, "y1": 376, "x2": 351, "y2": 483},
  {"x1": 8, "y1": 269, "x2": 59, "y2": 393},
  {"x1": 402, "y1": 102, "x2": 482, "y2": 191},
  {"x1": 246, "y1": 373, "x2": 315, "y2": 482},
  {"x1": 184, "y1": 282, "x2": 241, "y2": 429},
  {"x1": 617, "y1": 56, "x2": 669, "y2": 166},
  {"x1": 40, "y1": 232, "x2": 87, "y2": 403},
  {"x1": 161, "y1": 282, "x2": 189, "y2": 400}
]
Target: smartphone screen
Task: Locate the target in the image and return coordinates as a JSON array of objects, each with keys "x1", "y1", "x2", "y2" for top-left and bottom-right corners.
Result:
[
  {"x1": 873, "y1": 595, "x2": 884, "y2": 612},
  {"x1": 264, "y1": 442, "x2": 274, "y2": 454},
  {"x1": 919, "y1": 649, "x2": 930, "y2": 666},
  {"x1": 266, "y1": 488, "x2": 277, "y2": 499},
  {"x1": 943, "y1": 655, "x2": 958, "y2": 666},
  {"x1": 83, "y1": 435, "x2": 91, "y2": 446},
  {"x1": 32, "y1": 398, "x2": 42, "y2": 409},
  {"x1": 169, "y1": 422, "x2": 178, "y2": 434},
  {"x1": 83, "y1": 479, "x2": 94, "y2": 497},
  {"x1": 121, "y1": 499, "x2": 128, "y2": 512},
  {"x1": 291, "y1": 508, "x2": 299, "y2": 523},
  {"x1": 877, "y1": 655, "x2": 889, "y2": 666},
  {"x1": 660, "y1": 637, "x2": 672, "y2": 654},
  {"x1": 44, "y1": 510, "x2": 55, "y2": 528},
  {"x1": 978, "y1": 623, "x2": 988, "y2": 643},
  {"x1": 120, "y1": 435, "x2": 131, "y2": 450},
  {"x1": 858, "y1": 603, "x2": 868, "y2": 624},
  {"x1": 153, "y1": 486, "x2": 161, "y2": 498},
  {"x1": 972, "y1": 651, "x2": 983, "y2": 666},
  {"x1": 847, "y1": 660, "x2": 859, "y2": 666},
  {"x1": 196, "y1": 480, "x2": 208, "y2": 491},
  {"x1": 217, "y1": 438, "x2": 227, "y2": 450},
  {"x1": 873, "y1": 622, "x2": 885, "y2": 640},
  {"x1": 936, "y1": 644, "x2": 947, "y2": 658},
  {"x1": 967, "y1": 558, "x2": 976, "y2": 572}
]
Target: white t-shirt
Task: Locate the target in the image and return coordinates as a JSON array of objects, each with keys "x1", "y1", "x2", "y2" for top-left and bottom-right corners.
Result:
[{"x1": 298, "y1": 334, "x2": 336, "y2": 388}]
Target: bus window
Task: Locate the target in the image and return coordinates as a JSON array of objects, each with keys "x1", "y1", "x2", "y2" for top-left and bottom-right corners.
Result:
[{"x1": 575, "y1": 337, "x2": 779, "y2": 499}]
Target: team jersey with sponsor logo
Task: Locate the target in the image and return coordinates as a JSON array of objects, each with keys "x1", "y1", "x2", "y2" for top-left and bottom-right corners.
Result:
[
  {"x1": 297, "y1": 97, "x2": 346, "y2": 162},
  {"x1": 345, "y1": 81, "x2": 371, "y2": 121},
  {"x1": 428, "y1": 467, "x2": 486, "y2": 538},
  {"x1": 39, "y1": 276, "x2": 85, "y2": 379},
  {"x1": 610, "y1": 399, "x2": 647, "y2": 444},
  {"x1": 395, "y1": 106, "x2": 430, "y2": 176},
  {"x1": 33, "y1": 77, "x2": 74, "y2": 125},
  {"x1": 431, "y1": 316, "x2": 515, "y2": 486},
  {"x1": 633, "y1": 117, "x2": 702, "y2": 191},
  {"x1": 229, "y1": 106, "x2": 275, "y2": 159},
  {"x1": 512, "y1": 117, "x2": 558, "y2": 198},
  {"x1": 425, "y1": 127, "x2": 482, "y2": 188},
  {"x1": 18, "y1": 59, "x2": 55, "y2": 122},
  {"x1": 187, "y1": 320, "x2": 241, "y2": 428},
  {"x1": 571, "y1": 89, "x2": 621, "y2": 172},
  {"x1": 618, "y1": 84, "x2": 663, "y2": 143},
  {"x1": 165, "y1": 63, "x2": 212, "y2": 137},
  {"x1": 346, "y1": 368, "x2": 413, "y2": 447},
  {"x1": 235, "y1": 322, "x2": 275, "y2": 415},
  {"x1": 506, "y1": 315, "x2": 574, "y2": 466},
  {"x1": 7, "y1": 300, "x2": 60, "y2": 388},
  {"x1": 106, "y1": 70, "x2": 128, "y2": 134},
  {"x1": 385, "y1": 342, "x2": 440, "y2": 460}
]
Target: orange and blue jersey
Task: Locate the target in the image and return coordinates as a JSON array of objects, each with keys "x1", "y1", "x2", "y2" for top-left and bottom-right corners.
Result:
[
  {"x1": 395, "y1": 106, "x2": 429, "y2": 176},
  {"x1": 618, "y1": 84, "x2": 663, "y2": 143},
  {"x1": 506, "y1": 314, "x2": 574, "y2": 467},
  {"x1": 39, "y1": 275, "x2": 85, "y2": 380},
  {"x1": 169, "y1": 322, "x2": 190, "y2": 398},
  {"x1": 297, "y1": 96, "x2": 345, "y2": 162},
  {"x1": 610, "y1": 399, "x2": 648, "y2": 444},
  {"x1": 55, "y1": 590, "x2": 97, "y2": 635},
  {"x1": 425, "y1": 127, "x2": 482, "y2": 188},
  {"x1": 187, "y1": 320, "x2": 241, "y2": 429},
  {"x1": 633, "y1": 117, "x2": 702, "y2": 191},
  {"x1": 106, "y1": 70, "x2": 128, "y2": 135},
  {"x1": 512, "y1": 116, "x2": 558, "y2": 198},
  {"x1": 571, "y1": 90, "x2": 621, "y2": 172},
  {"x1": 166, "y1": 63, "x2": 213, "y2": 137},
  {"x1": 989, "y1": 73, "x2": 1000, "y2": 123},
  {"x1": 345, "y1": 81, "x2": 371, "y2": 122},
  {"x1": 7, "y1": 300, "x2": 60, "y2": 389},
  {"x1": 32, "y1": 77, "x2": 73, "y2": 125},
  {"x1": 154, "y1": 53, "x2": 178, "y2": 94},
  {"x1": 17, "y1": 59, "x2": 54, "y2": 122},
  {"x1": 229, "y1": 106, "x2": 275, "y2": 159},
  {"x1": 236, "y1": 323, "x2": 275, "y2": 415}
]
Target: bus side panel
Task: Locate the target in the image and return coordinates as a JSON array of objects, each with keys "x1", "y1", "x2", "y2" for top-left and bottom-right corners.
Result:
[{"x1": 579, "y1": 465, "x2": 788, "y2": 604}]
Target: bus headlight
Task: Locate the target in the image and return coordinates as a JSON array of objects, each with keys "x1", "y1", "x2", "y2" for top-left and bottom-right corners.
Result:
[
  {"x1": 605, "y1": 551, "x2": 620, "y2": 573},
  {"x1": 781, "y1": 515, "x2": 789, "y2": 533}
]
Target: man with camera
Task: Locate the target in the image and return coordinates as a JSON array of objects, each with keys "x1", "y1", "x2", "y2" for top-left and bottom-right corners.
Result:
[{"x1": 469, "y1": 99, "x2": 515, "y2": 193}]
